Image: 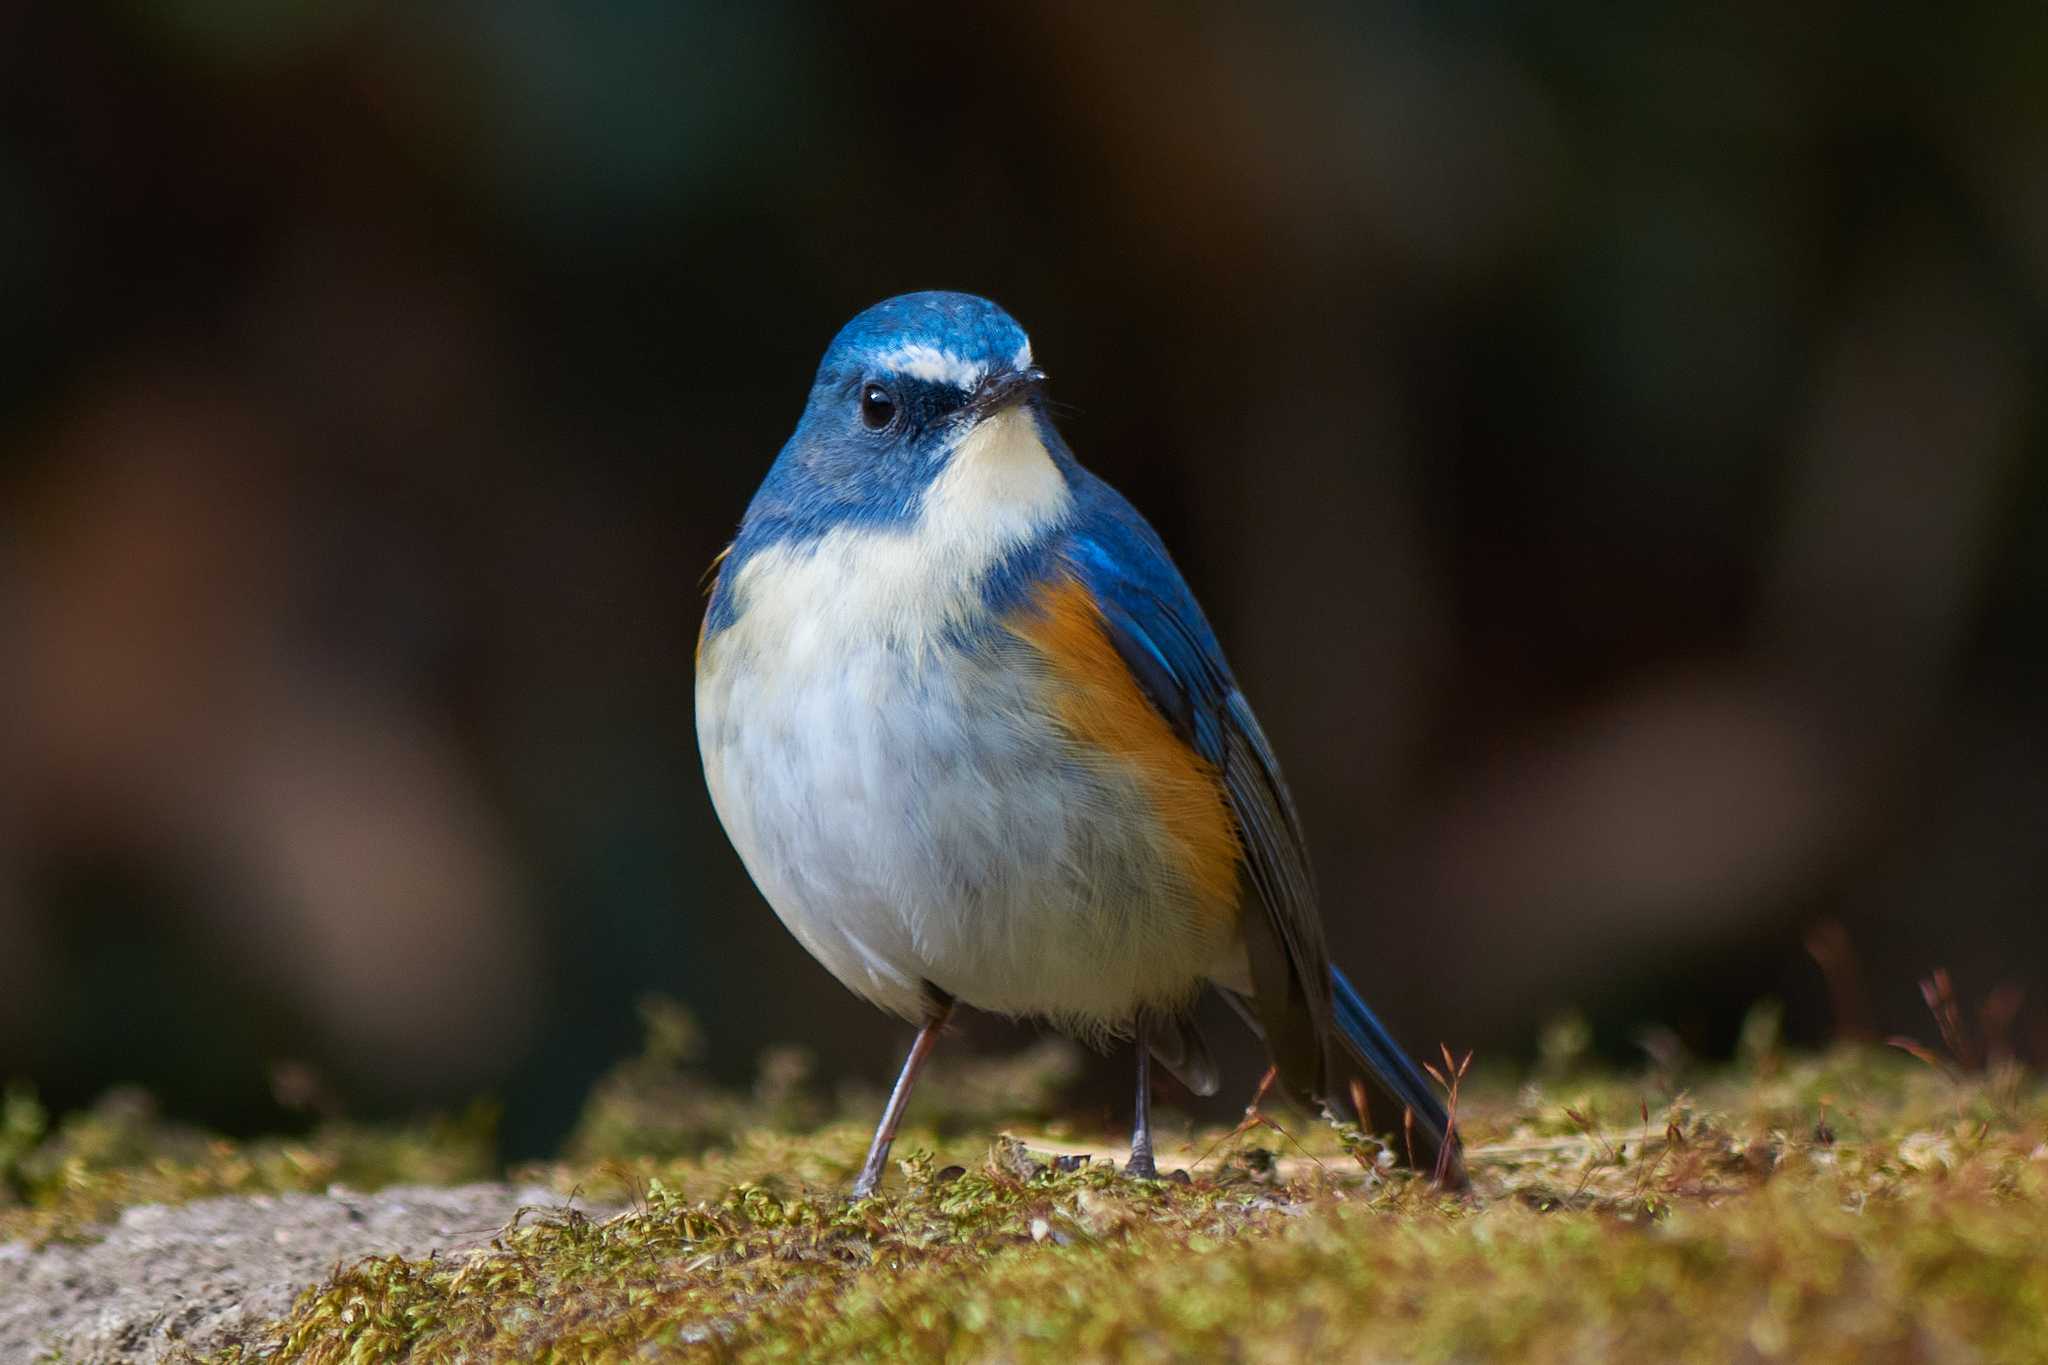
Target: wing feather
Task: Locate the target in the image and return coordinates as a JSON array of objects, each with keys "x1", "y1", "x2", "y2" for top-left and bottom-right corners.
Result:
[{"x1": 1060, "y1": 481, "x2": 1334, "y2": 1099}]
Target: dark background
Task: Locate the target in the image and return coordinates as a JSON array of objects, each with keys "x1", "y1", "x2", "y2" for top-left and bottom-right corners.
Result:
[{"x1": 3, "y1": 3, "x2": 2043, "y2": 1159}]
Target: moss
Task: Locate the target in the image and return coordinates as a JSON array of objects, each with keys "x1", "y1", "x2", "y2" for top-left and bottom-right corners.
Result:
[
  {"x1": 550, "y1": 997, "x2": 1085, "y2": 1206},
  {"x1": 224, "y1": 1042, "x2": 2048, "y2": 1362},
  {"x1": 11, "y1": 1009, "x2": 2043, "y2": 1360},
  {"x1": 0, "y1": 1085, "x2": 496, "y2": 1246}
]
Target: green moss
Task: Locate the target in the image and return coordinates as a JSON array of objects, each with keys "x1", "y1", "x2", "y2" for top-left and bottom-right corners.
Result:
[
  {"x1": 548, "y1": 996, "x2": 1085, "y2": 1206},
  {"x1": 0, "y1": 1085, "x2": 496, "y2": 1246},
  {"x1": 231, "y1": 1044, "x2": 2048, "y2": 1362},
  {"x1": 12, "y1": 1010, "x2": 2043, "y2": 1360}
]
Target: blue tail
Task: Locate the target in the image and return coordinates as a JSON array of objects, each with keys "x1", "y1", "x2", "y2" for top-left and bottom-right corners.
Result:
[{"x1": 1331, "y1": 966, "x2": 1456, "y2": 1159}]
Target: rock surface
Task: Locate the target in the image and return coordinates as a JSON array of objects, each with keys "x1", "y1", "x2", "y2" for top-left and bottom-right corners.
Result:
[{"x1": 0, "y1": 1183, "x2": 588, "y2": 1363}]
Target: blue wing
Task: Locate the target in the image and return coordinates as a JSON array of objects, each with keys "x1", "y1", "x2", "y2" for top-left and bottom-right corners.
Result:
[
  {"x1": 1056, "y1": 466, "x2": 1458, "y2": 1171},
  {"x1": 1056, "y1": 473, "x2": 1323, "y2": 998}
]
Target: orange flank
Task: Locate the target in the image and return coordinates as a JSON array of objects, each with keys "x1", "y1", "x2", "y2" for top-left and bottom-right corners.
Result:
[{"x1": 1009, "y1": 575, "x2": 1243, "y2": 926}]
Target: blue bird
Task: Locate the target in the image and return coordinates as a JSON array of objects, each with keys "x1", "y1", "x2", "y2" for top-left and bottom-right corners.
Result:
[{"x1": 697, "y1": 292, "x2": 1463, "y2": 1194}]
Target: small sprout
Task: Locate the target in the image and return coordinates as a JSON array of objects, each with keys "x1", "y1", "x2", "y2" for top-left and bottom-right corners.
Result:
[
  {"x1": 1736, "y1": 1000, "x2": 1784, "y2": 1076},
  {"x1": 1537, "y1": 1011, "x2": 1592, "y2": 1077}
]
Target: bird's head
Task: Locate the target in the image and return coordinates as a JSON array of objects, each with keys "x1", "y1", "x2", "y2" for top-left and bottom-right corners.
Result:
[{"x1": 760, "y1": 292, "x2": 1053, "y2": 532}]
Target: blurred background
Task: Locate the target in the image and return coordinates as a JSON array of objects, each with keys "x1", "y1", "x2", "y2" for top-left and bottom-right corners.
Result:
[{"x1": 2, "y1": 2, "x2": 2043, "y2": 1159}]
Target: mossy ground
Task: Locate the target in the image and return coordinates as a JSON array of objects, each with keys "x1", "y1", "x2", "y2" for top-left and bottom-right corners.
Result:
[
  {"x1": 0, "y1": 1084, "x2": 496, "y2": 1249},
  {"x1": 8, "y1": 1003, "x2": 2047, "y2": 1361}
]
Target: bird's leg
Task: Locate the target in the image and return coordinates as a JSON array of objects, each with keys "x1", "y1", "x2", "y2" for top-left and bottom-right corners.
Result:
[
  {"x1": 1126, "y1": 1014, "x2": 1160, "y2": 1179},
  {"x1": 850, "y1": 997, "x2": 954, "y2": 1199}
]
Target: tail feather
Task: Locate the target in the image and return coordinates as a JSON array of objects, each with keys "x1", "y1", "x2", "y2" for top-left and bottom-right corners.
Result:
[{"x1": 1330, "y1": 966, "x2": 1465, "y2": 1184}]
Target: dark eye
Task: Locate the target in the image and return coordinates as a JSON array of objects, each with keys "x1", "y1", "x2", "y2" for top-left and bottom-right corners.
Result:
[{"x1": 859, "y1": 383, "x2": 897, "y2": 430}]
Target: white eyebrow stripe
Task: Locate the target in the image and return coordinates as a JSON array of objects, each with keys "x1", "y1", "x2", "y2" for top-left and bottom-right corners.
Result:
[
  {"x1": 876, "y1": 343, "x2": 984, "y2": 390},
  {"x1": 1013, "y1": 339, "x2": 1033, "y2": 370}
]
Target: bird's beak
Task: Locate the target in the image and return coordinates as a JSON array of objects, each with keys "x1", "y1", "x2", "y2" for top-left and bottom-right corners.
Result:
[{"x1": 967, "y1": 365, "x2": 1047, "y2": 420}]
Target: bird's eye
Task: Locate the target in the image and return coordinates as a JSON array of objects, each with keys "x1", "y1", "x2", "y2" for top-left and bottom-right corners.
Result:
[{"x1": 859, "y1": 384, "x2": 897, "y2": 431}]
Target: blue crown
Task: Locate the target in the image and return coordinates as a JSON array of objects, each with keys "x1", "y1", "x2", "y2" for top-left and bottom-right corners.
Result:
[{"x1": 814, "y1": 291, "x2": 1032, "y2": 391}]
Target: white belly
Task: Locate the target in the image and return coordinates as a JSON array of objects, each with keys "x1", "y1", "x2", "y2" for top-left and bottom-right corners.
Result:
[{"x1": 696, "y1": 609, "x2": 1239, "y2": 1029}]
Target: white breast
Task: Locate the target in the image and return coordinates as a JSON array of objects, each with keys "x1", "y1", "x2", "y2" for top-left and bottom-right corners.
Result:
[
  {"x1": 710, "y1": 406, "x2": 1071, "y2": 664},
  {"x1": 695, "y1": 414, "x2": 1241, "y2": 1026}
]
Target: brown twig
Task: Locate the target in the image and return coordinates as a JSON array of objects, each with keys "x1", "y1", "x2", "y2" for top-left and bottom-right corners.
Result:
[
  {"x1": 1628, "y1": 1099, "x2": 1674, "y2": 1201},
  {"x1": 1421, "y1": 1044, "x2": 1472, "y2": 1188},
  {"x1": 1890, "y1": 967, "x2": 2029, "y2": 1078},
  {"x1": 1981, "y1": 985, "x2": 2025, "y2": 1069},
  {"x1": 1190, "y1": 1066, "x2": 1280, "y2": 1172},
  {"x1": 1562, "y1": 1106, "x2": 1620, "y2": 1202},
  {"x1": 1804, "y1": 919, "x2": 1874, "y2": 1042},
  {"x1": 1921, "y1": 969, "x2": 1979, "y2": 1071}
]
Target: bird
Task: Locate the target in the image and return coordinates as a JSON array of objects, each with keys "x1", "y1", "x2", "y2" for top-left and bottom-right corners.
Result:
[{"x1": 696, "y1": 291, "x2": 1463, "y2": 1196}]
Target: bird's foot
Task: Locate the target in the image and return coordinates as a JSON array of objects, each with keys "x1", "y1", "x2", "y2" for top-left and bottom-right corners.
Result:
[{"x1": 1124, "y1": 1151, "x2": 1160, "y2": 1181}]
